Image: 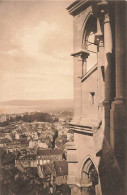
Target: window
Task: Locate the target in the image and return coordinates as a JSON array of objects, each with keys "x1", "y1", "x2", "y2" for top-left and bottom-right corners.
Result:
[
  {"x1": 83, "y1": 16, "x2": 98, "y2": 74},
  {"x1": 89, "y1": 92, "x2": 95, "y2": 104},
  {"x1": 85, "y1": 32, "x2": 97, "y2": 72}
]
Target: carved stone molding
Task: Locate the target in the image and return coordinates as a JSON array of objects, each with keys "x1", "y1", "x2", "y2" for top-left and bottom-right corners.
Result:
[{"x1": 71, "y1": 49, "x2": 90, "y2": 60}]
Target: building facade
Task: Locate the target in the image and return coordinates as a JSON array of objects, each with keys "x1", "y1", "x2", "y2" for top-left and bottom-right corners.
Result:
[{"x1": 66, "y1": 1, "x2": 127, "y2": 195}]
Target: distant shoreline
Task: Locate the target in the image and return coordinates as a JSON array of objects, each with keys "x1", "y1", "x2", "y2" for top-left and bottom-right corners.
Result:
[{"x1": 0, "y1": 99, "x2": 74, "y2": 114}]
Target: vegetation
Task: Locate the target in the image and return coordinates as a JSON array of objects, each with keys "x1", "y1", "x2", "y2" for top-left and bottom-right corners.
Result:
[
  {"x1": 0, "y1": 148, "x2": 15, "y2": 166},
  {"x1": 0, "y1": 112, "x2": 54, "y2": 127}
]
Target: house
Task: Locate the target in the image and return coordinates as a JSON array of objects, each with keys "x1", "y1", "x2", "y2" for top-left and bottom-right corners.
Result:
[
  {"x1": 54, "y1": 161, "x2": 68, "y2": 186},
  {"x1": 67, "y1": 129, "x2": 74, "y2": 142},
  {"x1": 29, "y1": 140, "x2": 38, "y2": 148},
  {"x1": 37, "y1": 165, "x2": 44, "y2": 178},
  {"x1": 15, "y1": 131, "x2": 21, "y2": 140},
  {"x1": 36, "y1": 148, "x2": 63, "y2": 165},
  {"x1": 5, "y1": 133, "x2": 12, "y2": 141},
  {"x1": 16, "y1": 154, "x2": 37, "y2": 168},
  {"x1": 50, "y1": 149, "x2": 63, "y2": 161},
  {"x1": 31, "y1": 131, "x2": 38, "y2": 140},
  {"x1": 26, "y1": 167, "x2": 38, "y2": 178},
  {"x1": 42, "y1": 162, "x2": 55, "y2": 182},
  {"x1": 29, "y1": 140, "x2": 48, "y2": 149},
  {"x1": 0, "y1": 115, "x2": 7, "y2": 122},
  {"x1": 38, "y1": 141, "x2": 48, "y2": 149}
]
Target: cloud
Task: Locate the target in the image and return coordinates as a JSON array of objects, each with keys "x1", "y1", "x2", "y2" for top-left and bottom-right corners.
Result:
[
  {"x1": 0, "y1": 2, "x2": 73, "y2": 101},
  {"x1": 2, "y1": 19, "x2": 73, "y2": 75},
  {"x1": 4, "y1": 19, "x2": 73, "y2": 64},
  {"x1": 16, "y1": 21, "x2": 60, "y2": 57},
  {"x1": 2, "y1": 0, "x2": 73, "y2": 1},
  {"x1": 10, "y1": 20, "x2": 72, "y2": 59}
]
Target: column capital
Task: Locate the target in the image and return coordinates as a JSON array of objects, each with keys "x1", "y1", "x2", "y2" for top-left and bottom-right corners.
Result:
[
  {"x1": 104, "y1": 13, "x2": 110, "y2": 24},
  {"x1": 71, "y1": 49, "x2": 89, "y2": 61},
  {"x1": 94, "y1": 18, "x2": 103, "y2": 45},
  {"x1": 113, "y1": 97, "x2": 126, "y2": 104},
  {"x1": 103, "y1": 100, "x2": 111, "y2": 106},
  {"x1": 97, "y1": 1, "x2": 109, "y2": 18}
]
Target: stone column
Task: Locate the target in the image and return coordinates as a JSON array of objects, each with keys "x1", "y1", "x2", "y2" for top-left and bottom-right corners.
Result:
[
  {"x1": 73, "y1": 55, "x2": 82, "y2": 123},
  {"x1": 110, "y1": 0, "x2": 126, "y2": 156},
  {"x1": 70, "y1": 185, "x2": 81, "y2": 195},
  {"x1": 71, "y1": 51, "x2": 89, "y2": 124},
  {"x1": 97, "y1": 1, "x2": 114, "y2": 103},
  {"x1": 115, "y1": 1, "x2": 126, "y2": 100},
  {"x1": 97, "y1": 1, "x2": 114, "y2": 144},
  {"x1": 95, "y1": 29, "x2": 104, "y2": 123},
  {"x1": 103, "y1": 12, "x2": 114, "y2": 102},
  {"x1": 81, "y1": 187, "x2": 90, "y2": 195},
  {"x1": 110, "y1": 1, "x2": 126, "y2": 191}
]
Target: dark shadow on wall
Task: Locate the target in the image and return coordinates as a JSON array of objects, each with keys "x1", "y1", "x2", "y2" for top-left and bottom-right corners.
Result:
[{"x1": 97, "y1": 52, "x2": 126, "y2": 195}]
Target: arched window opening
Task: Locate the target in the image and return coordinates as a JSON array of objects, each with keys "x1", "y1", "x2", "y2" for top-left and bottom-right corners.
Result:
[
  {"x1": 81, "y1": 158, "x2": 98, "y2": 195},
  {"x1": 83, "y1": 16, "x2": 98, "y2": 73}
]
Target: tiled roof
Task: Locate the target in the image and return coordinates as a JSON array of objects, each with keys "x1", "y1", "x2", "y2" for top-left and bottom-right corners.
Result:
[
  {"x1": 43, "y1": 163, "x2": 54, "y2": 175},
  {"x1": 37, "y1": 148, "x2": 63, "y2": 156},
  {"x1": 54, "y1": 161, "x2": 68, "y2": 176},
  {"x1": 22, "y1": 154, "x2": 36, "y2": 160},
  {"x1": 50, "y1": 149, "x2": 63, "y2": 155},
  {"x1": 37, "y1": 149, "x2": 51, "y2": 156}
]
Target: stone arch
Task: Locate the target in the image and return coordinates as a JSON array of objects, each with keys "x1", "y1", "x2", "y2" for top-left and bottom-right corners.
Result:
[
  {"x1": 81, "y1": 12, "x2": 97, "y2": 48},
  {"x1": 77, "y1": 11, "x2": 93, "y2": 50},
  {"x1": 80, "y1": 157, "x2": 99, "y2": 195},
  {"x1": 81, "y1": 13, "x2": 98, "y2": 73}
]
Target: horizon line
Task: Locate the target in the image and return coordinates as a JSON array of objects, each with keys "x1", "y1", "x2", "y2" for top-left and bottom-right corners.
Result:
[{"x1": 0, "y1": 98, "x2": 74, "y2": 102}]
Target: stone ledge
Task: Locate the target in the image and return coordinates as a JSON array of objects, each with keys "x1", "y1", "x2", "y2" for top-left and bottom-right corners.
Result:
[
  {"x1": 81, "y1": 63, "x2": 97, "y2": 82},
  {"x1": 71, "y1": 49, "x2": 90, "y2": 58},
  {"x1": 69, "y1": 123, "x2": 93, "y2": 136},
  {"x1": 66, "y1": 142, "x2": 77, "y2": 150},
  {"x1": 68, "y1": 177, "x2": 92, "y2": 187},
  {"x1": 66, "y1": 0, "x2": 90, "y2": 16}
]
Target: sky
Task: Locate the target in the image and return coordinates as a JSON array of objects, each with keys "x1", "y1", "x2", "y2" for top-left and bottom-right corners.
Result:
[{"x1": 0, "y1": 0, "x2": 74, "y2": 101}]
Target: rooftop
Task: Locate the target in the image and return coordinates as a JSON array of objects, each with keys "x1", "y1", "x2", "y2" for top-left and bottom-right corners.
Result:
[{"x1": 54, "y1": 161, "x2": 68, "y2": 176}]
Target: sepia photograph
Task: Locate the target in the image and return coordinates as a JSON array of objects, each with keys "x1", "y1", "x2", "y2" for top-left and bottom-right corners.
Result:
[{"x1": 0, "y1": 0, "x2": 126, "y2": 195}]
